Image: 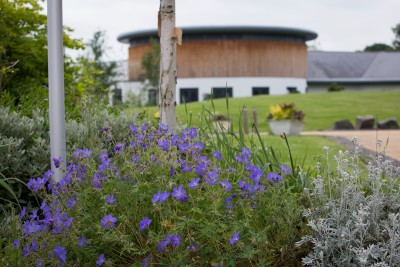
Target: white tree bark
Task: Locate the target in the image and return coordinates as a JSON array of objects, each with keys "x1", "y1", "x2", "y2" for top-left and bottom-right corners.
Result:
[{"x1": 159, "y1": 0, "x2": 177, "y2": 131}]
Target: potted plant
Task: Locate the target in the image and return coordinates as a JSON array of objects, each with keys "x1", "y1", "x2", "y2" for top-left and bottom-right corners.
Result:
[
  {"x1": 267, "y1": 103, "x2": 305, "y2": 136},
  {"x1": 212, "y1": 114, "x2": 231, "y2": 132}
]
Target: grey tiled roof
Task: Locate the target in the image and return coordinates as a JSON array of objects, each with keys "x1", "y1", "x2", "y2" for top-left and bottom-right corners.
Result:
[{"x1": 308, "y1": 51, "x2": 400, "y2": 80}]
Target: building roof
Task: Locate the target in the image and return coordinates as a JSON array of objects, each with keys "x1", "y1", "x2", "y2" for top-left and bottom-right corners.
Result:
[
  {"x1": 118, "y1": 26, "x2": 318, "y2": 46},
  {"x1": 308, "y1": 51, "x2": 400, "y2": 84}
]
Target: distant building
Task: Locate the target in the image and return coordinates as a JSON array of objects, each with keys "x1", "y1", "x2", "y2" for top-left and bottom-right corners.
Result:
[
  {"x1": 308, "y1": 51, "x2": 400, "y2": 92},
  {"x1": 117, "y1": 26, "x2": 317, "y2": 104},
  {"x1": 116, "y1": 26, "x2": 400, "y2": 104}
]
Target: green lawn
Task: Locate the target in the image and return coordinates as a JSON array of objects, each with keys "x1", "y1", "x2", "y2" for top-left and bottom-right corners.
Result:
[{"x1": 125, "y1": 90, "x2": 399, "y2": 169}]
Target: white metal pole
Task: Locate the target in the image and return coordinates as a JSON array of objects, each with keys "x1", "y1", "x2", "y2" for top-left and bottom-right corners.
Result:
[{"x1": 47, "y1": 0, "x2": 66, "y2": 182}]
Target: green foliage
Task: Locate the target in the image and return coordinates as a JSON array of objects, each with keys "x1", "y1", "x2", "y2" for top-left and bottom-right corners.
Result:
[
  {"x1": 0, "y1": 0, "x2": 83, "y2": 101},
  {"x1": 327, "y1": 82, "x2": 345, "y2": 92},
  {"x1": 2, "y1": 119, "x2": 309, "y2": 266},
  {"x1": 392, "y1": 23, "x2": 400, "y2": 50},
  {"x1": 139, "y1": 38, "x2": 160, "y2": 89},
  {"x1": 75, "y1": 31, "x2": 119, "y2": 100},
  {"x1": 364, "y1": 43, "x2": 394, "y2": 52}
]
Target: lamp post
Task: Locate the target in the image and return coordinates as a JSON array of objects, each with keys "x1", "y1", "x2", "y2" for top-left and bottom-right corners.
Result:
[{"x1": 47, "y1": 0, "x2": 66, "y2": 182}]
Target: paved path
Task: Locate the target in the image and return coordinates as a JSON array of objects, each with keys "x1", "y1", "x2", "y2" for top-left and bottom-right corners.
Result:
[{"x1": 302, "y1": 130, "x2": 400, "y2": 161}]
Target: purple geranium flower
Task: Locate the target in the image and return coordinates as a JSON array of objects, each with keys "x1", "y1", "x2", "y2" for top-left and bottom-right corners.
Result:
[
  {"x1": 266, "y1": 172, "x2": 283, "y2": 183},
  {"x1": 172, "y1": 185, "x2": 188, "y2": 202},
  {"x1": 280, "y1": 164, "x2": 291, "y2": 176},
  {"x1": 139, "y1": 217, "x2": 152, "y2": 231},
  {"x1": 212, "y1": 151, "x2": 223, "y2": 160},
  {"x1": 100, "y1": 214, "x2": 117, "y2": 229},
  {"x1": 52, "y1": 157, "x2": 63, "y2": 168},
  {"x1": 105, "y1": 195, "x2": 117, "y2": 205},
  {"x1": 152, "y1": 191, "x2": 170, "y2": 203},
  {"x1": 189, "y1": 178, "x2": 201, "y2": 189},
  {"x1": 219, "y1": 180, "x2": 232, "y2": 192},
  {"x1": 142, "y1": 255, "x2": 151, "y2": 266},
  {"x1": 158, "y1": 234, "x2": 172, "y2": 252},
  {"x1": 66, "y1": 198, "x2": 76, "y2": 208},
  {"x1": 230, "y1": 232, "x2": 240, "y2": 245},
  {"x1": 171, "y1": 233, "x2": 181, "y2": 246},
  {"x1": 205, "y1": 170, "x2": 219, "y2": 186},
  {"x1": 129, "y1": 124, "x2": 137, "y2": 135},
  {"x1": 96, "y1": 254, "x2": 105, "y2": 266},
  {"x1": 78, "y1": 236, "x2": 88, "y2": 247},
  {"x1": 53, "y1": 244, "x2": 67, "y2": 263}
]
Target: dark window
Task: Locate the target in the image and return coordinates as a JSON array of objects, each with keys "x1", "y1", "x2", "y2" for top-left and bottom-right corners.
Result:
[
  {"x1": 180, "y1": 88, "x2": 199, "y2": 103},
  {"x1": 113, "y1": 88, "x2": 122, "y2": 103},
  {"x1": 287, "y1": 87, "x2": 299, "y2": 94},
  {"x1": 212, "y1": 87, "x2": 233, "y2": 99},
  {"x1": 252, "y1": 87, "x2": 269, "y2": 95}
]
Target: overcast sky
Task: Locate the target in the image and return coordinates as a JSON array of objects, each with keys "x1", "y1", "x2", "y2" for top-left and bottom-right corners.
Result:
[{"x1": 57, "y1": 0, "x2": 400, "y2": 61}]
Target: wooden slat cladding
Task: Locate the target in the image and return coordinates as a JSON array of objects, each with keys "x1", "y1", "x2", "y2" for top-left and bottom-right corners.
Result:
[{"x1": 128, "y1": 40, "x2": 307, "y2": 81}]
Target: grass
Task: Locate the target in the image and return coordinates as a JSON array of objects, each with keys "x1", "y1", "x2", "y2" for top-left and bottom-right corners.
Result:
[
  {"x1": 126, "y1": 90, "x2": 400, "y2": 132},
  {"x1": 124, "y1": 90, "x2": 399, "y2": 169}
]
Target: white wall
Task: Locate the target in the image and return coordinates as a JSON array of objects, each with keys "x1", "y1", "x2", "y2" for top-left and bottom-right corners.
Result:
[{"x1": 117, "y1": 77, "x2": 307, "y2": 104}]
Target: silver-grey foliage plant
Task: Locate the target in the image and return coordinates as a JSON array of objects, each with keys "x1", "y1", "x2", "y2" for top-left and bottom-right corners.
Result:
[{"x1": 297, "y1": 138, "x2": 400, "y2": 266}]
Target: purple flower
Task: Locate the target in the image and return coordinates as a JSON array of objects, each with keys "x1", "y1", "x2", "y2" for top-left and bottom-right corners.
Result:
[
  {"x1": 114, "y1": 143, "x2": 125, "y2": 152},
  {"x1": 157, "y1": 139, "x2": 170, "y2": 151},
  {"x1": 141, "y1": 123, "x2": 148, "y2": 132},
  {"x1": 132, "y1": 154, "x2": 140, "y2": 164},
  {"x1": 212, "y1": 151, "x2": 223, "y2": 160},
  {"x1": 73, "y1": 148, "x2": 92, "y2": 160},
  {"x1": 266, "y1": 172, "x2": 283, "y2": 183},
  {"x1": 171, "y1": 233, "x2": 181, "y2": 246},
  {"x1": 23, "y1": 245, "x2": 30, "y2": 256},
  {"x1": 152, "y1": 191, "x2": 170, "y2": 203},
  {"x1": 280, "y1": 164, "x2": 291, "y2": 176},
  {"x1": 31, "y1": 238, "x2": 39, "y2": 252},
  {"x1": 53, "y1": 244, "x2": 67, "y2": 263},
  {"x1": 129, "y1": 124, "x2": 138, "y2": 135},
  {"x1": 180, "y1": 161, "x2": 193, "y2": 173},
  {"x1": 52, "y1": 157, "x2": 63, "y2": 168},
  {"x1": 205, "y1": 170, "x2": 219, "y2": 186},
  {"x1": 249, "y1": 165, "x2": 263, "y2": 184},
  {"x1": 37, "y1": 258, "x2": 43, "y2": 267},
  {"x1": 101, "y1": 214, "x2": 117, "y2": 229},
  {"x1": 142, "y1": 255, "x2": 151, "y2": 266},
  {"x1": 172, "y1": 185, "x2": 188, "y2": 202},
  {"x1": 192, "y1": 141, "x2": 204, "y2": 154},
  {"x1": 66, "y1": 198, "x2": 76, "y2": 208},
  {"x1": 189, "y1": 178, "x2": 201, "y2": 189},
  {"x1": 96, "y1": 254, "x2": 105, "y2": 266},
  {"x1": 20, "y1": 207, "x2": 26, "y2": 219},
  {"x1": 158, "y1": 234, "x2": 172, "y2": 252},
  {"x1": 219, "y1": 180, "x2": 232, "y2": 192},
  {"x1": 106, "y1": 195, "x2": 117, "y2": 205},
  {"x1": 139, "y1": 217, "x2": 152, "y2": 231},
  {"x1": 13, "y1": 238, "x2": 20, "y2": 249},
  {"x1": 230, "y1": 232, "x2": 240, "y2": 245},
  {"x1": 103, "y1": 127, "x2": 109, "y2": 132},
  {"x1": 224, "y1": 195, "x2": 234, "y2": 210},
  {"x1": 78, "y1": 236, "x2": 88, "y2": 247},
  {"x1": 170, "y1": 167, "x2": 175, "y2": 176}
]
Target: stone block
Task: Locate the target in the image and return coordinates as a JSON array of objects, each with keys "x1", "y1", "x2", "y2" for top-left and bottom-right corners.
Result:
[
  {"x1": 356, "y1": 115, "x2": 375, "y2": 130},
  {"x1": 333, "y1": 119, "x2": 354, "y2": 130},
  {"x1": 377, "y1": 118, "x2": 399, "y2": 129}
]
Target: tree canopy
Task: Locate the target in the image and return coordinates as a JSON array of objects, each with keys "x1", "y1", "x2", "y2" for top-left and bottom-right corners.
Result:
[
  {"x1": 0, "y1": 0, "x2": 83, "y2": 99},
  {"x1": 363, "y1": 22, "x2": 400, "y2": 52}
]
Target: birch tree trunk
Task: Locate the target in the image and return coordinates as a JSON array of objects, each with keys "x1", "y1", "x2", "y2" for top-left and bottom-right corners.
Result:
[{"x1": 159, "y1": 0, "x2": 177, "y2": 131}]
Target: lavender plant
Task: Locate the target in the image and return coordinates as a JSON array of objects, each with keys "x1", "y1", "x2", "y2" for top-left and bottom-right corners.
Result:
[
  {"x1": 297, "y1": 138, "x2": 400, "y2": 266},
  {"x1": 3, "y1": 120, "x2": 308, "y2": 266}
]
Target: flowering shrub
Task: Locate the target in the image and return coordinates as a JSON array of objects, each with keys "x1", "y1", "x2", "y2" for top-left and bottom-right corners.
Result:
[
  {"x1": 3, "y1": 121, "x2": 308, "y2": 266},
  {"x1": 268, "y1": 103, "x2": 305, "y2": 121}
]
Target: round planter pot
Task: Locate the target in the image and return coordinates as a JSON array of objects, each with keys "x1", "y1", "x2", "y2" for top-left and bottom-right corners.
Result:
[{"x1": 268, "y1": 120, "x2": 304, "y2": 136}]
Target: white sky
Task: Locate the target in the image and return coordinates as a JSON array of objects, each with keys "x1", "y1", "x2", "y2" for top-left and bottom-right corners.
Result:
[{"x1": 55, "y1": 0, "x2": 400, "y2": 61}]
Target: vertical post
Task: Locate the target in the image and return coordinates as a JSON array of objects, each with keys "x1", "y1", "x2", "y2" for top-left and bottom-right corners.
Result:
[
  {"x1": 243, "y1": 106, "x2": 249, "y2": 134},
  {"x1": 252, "y1": 107, "x2": 258, "y2": 132},
  {"x1": 159, "y1": 0, "x2": 178, "y2": 132},
  {"x1": 47, "y1": 0, "x2": 66, "y2": 182}
]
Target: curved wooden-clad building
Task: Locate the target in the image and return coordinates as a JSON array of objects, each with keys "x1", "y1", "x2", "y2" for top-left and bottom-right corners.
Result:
[{"x1": 118, "y1": 26, "x2": 317, "y2": 104}]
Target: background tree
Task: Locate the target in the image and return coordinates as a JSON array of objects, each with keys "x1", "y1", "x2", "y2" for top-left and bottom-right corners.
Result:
[
  {"x1": 138, "y1": 38, "x2": 160, "y2": 106},
  {"x1": 75, "y1": 31, "x2": 119, "y2": 100},
  {"x1": 0, "y1": 0, "x2": 83, "y2": 104},
  {"x1": 392, "y1": 23, "x2": 400, "y2": 50},
  {"x1": 364, "y1": 43, "x2": 394, "y2": 52}
]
